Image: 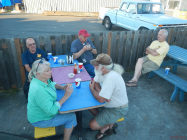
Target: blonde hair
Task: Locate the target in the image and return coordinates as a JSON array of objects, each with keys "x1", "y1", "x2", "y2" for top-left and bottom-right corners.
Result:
[{"x1": 28, "y1": 59, "x2": 50, "y2": 82}]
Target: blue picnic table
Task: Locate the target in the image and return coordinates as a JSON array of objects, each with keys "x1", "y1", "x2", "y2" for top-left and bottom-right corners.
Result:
[{"x1": 149, "y1": 45, "x2": 187, "y2": 102}]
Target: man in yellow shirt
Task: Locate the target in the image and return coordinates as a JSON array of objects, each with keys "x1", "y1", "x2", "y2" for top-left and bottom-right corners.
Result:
[{"x1": 126, "y1": 29, "x2": 169, "y2": 87}]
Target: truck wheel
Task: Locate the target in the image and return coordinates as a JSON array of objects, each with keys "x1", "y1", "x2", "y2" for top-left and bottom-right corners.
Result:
[{"x1": 104, "y1": 17, "x2": 112, "y2": 30}]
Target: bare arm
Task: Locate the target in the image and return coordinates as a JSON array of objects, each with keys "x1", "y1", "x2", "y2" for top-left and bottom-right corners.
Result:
[
  {"x1": 89, "y1": 81, "x2": 106, "y2": 103},
  {"x1": 24, "y1": 64, "x2": 31, "y2": 73},
  {"x1": 55, "y1": 84, "x2": 68, "y2": 90},
  {"x1": 146, "y1": 46, "x2": 160, "y2": 56}
]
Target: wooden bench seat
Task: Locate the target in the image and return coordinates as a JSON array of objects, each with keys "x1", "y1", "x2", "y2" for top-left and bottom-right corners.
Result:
[{"x1": 148, "y1": 68, "x2": 187, "y2": 102}]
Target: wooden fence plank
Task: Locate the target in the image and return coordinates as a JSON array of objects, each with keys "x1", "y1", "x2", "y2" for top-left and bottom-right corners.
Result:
[
  {"x1": 117, "y1": 31, "x2": 126, "y2": 65},
  {"x1": 170, "y1": 28, "x2": 178, "y2": 45},
  {"x1": 143, "y1": 30, "x2": 153, "y2": 55},
  {"x1": 129, "y1": 30, "x2": 140, "y2": 70},
  {"x1": 166, "y1": 28, "x2": 173, "y2": 45},
  {"x1": 55, "y1": 35, "x2": 62, "y2": 55},
  {"x1": 123, "y1": 31, "x2": 133, "y2": 70},
  {"x1": 114, "y1": 32, "x2": 121, "y2": 64},
  {"x1": 65, "y1": 34, "x2": 72, "y2": 53},
  {"x1": 174, "y1": 28, "x2": 182, "y2": 46},
  {"x1": 93, "y1": 33, "x2": 100, "y2": 54},
  {"x1": 10, "y1": 39, "x2": 22, "y2": 88},
  {"x1": 0, "y1": 50, "x2": 10, "y2": 90},
  {"x1": 50, "y1": 35, "x2": 56, "y2": 55},
  {"x1": 14, "y1": 38, "x2": 25, "y2": 86},
  {"x1": 34, "y1": 37, "x2": 40, "y2": 49},
  {"x1": 102, "y1": 32, "x2": 109, "y2": 54},
  {"x1": 110, "y1": 32, "x2": 116, "y2": 62},
  {"x1": 179, "y1": 29, "x2": 187, "y2": 48},
  {"x1": 44, "y1": 36, "x2": 52, "y2": 53},
  {"x1": 3, "y1": 39, "x2": 16, "y2": 88},
  {"x1": 39, "y1": 36, "x2": 45, "y2": 51},
  {"x1": 61, "y1": 35, "x2": 66, "y2": 54},
  {"x1": 137, "y1": 30, "x2": 147, "y2": 59}
]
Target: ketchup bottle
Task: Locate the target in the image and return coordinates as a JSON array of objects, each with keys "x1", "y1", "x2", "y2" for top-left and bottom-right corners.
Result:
[{"x1": 73, "y1": 63, "x2": 77, "y2": 74}]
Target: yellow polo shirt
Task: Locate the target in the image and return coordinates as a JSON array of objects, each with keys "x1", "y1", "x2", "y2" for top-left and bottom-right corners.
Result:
[{"x1": 147, "y1": 40, "x2": 169, "y2": 66}]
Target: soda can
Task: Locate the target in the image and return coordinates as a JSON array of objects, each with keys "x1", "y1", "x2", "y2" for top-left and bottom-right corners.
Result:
[
  {"x1": 75, "y1": 78, "x2": 81, "y2": 89},
  {"x1": 53, "y1": 57, "x2": 58, "y2": 64},
  {"x1": 165, "y1": 68, "x2": 170, "y2": 75}
]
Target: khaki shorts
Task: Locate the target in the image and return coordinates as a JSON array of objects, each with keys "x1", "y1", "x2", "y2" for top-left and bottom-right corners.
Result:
[
  {"x1": 95, "y1": 105, "x2": 128, "y2": 127},
  {"x1": 141, "y1": 56, "x2": 159, "y2": 74}
]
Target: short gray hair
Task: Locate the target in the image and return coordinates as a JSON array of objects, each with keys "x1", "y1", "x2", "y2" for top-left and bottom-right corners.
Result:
[
  {"x1": 26, "y1": 38, "x2": 35, "y2": 45},
  {"x1": 28, "y1": 59, "x2": 50, "y2": 81},
  {"x1": 160, "y1": 29, "x2": 168, "y2": 37}
]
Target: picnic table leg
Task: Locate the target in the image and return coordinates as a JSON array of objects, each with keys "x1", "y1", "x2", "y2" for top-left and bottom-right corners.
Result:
[
  {"x1": 179, "y1": 90, "x2": 184, "y2": 102},
  {"x1": 172, "y1": 65, "x2": 177, "y2": 74},
  {"x1": 148, "y1": 71, "x2": 155, "y2": 78},
  {"x1": 170, "y1": 86, "x2": 179, "y2": 101}
]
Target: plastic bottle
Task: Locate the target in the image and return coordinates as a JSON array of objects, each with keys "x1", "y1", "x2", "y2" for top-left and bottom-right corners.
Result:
[{"x1": 73, "y1": 63, "x2": 77, "y2": 74}]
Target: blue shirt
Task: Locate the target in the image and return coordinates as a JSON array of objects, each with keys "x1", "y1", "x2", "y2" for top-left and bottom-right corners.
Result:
[
  {"x1": 21, "y1": 48, "x2": 47, "y2": 76},
  {"x1": 71, "y1": 39, "x2": 95, "y2": 64}
]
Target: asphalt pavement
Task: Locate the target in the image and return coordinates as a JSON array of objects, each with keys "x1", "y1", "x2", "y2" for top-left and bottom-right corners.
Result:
[
  {"x1": 0, "y1": 13, "x2": 127, "y2": 39},
  {"x1": 0, "y1": 66, "x2": 187, "y2": 140}
]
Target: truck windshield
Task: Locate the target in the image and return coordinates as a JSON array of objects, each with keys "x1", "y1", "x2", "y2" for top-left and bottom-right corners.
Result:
[{"x1": 137, "y1": 3, "x2": 163, "y2": 14}]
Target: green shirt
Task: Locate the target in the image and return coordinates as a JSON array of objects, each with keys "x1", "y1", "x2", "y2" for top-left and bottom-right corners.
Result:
[{"x1": 27, "y1": 78, "x2": 60, "y2": 123}]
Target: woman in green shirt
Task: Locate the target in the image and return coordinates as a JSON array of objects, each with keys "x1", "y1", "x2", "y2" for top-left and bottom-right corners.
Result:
[{"x1": 27, "y1": 59, "x2": 77, "y2": 140}]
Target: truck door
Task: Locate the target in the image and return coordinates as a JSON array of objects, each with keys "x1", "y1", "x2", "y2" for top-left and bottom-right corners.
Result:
[
  {"x1": 122, "y1": 3, "x2": 137, "y2": 30},
  {"x1": 116, "y1": 2, "x2": 128, "y2": 27}
]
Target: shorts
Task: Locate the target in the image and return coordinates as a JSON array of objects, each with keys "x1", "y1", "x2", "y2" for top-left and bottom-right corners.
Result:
[
  {"x1": 31, "y1": 113, "x2": 77, "y2": 129},
  {"x1": 141, "y1": 56, "x2": 159, "y2": 74},
  {"x1": 95, "y1": 105, "x2": 128, "y2": 127}
]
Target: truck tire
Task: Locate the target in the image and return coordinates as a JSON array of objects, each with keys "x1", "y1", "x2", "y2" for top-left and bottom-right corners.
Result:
[{"x1": 104, "y1": 17, "x2": 112, "y2": 30}]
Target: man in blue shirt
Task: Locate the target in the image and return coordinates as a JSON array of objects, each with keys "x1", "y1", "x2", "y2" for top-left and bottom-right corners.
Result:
[
  {"x1": 71, "y1": 29, "x2": 97, "y2": 77},
  {"x1": 21, "y1": 38, "x2": 48, "y2": 101}
]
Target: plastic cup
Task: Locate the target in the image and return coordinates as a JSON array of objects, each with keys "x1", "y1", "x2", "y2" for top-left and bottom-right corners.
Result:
[
  {"x1": 75, "y1": 78, "x2": 81, "y2": 89},
  {"x1": 47, "y1": 53, "x2": 52, "y2": 60},
  {"x1": 53, "y1": 57, "x2": 58, "y2": 64},
  {"x1": 165, "y1": 68, "x2": 170, "y2": 75},
  {"x1": 78, "y1": 63, "x2": 83, "y2": 72}
]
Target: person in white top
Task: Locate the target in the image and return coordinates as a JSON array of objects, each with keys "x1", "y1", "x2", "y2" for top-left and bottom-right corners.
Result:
[{"x1": 89, "y1": 53, "x2": 128, "y2": 139}]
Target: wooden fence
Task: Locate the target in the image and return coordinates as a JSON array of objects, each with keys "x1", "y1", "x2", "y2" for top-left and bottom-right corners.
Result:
[{"x1": 0, "y1": 28, "x2": 187, "y2": 90}]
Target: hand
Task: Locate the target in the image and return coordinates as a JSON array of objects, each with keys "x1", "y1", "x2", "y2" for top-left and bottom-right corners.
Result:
[
  {"x1": 89, "y1": 80, "x2": 95, "y2": 90},
  {"x1": 83, "y1": 44, "x2": 91, "y2": 51},
  {"x1": 63, "y1": 84, "x2": 68, "y2": 90},
  {"x1": 64, "y1": 84, "x2": 73, "y2": 99}
]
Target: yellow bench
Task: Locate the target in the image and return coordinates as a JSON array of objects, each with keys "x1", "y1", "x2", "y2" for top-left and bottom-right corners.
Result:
[{"x1": 34, "y1": 127, "x2": 56, "y2": 139}]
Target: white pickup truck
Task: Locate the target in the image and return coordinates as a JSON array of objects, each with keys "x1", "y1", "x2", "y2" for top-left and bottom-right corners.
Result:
[{"x1": 99, "y1": 0, "x2": 187, "y2": 30}]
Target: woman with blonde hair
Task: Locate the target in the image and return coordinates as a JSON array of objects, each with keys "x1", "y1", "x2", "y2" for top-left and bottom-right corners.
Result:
[{"x1": 27, "y1": 59, "x2": 77, "y2": 140}]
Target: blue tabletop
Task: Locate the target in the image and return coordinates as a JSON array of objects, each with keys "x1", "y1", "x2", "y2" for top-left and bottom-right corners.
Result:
[
  {"x1": 56, "y1": 81, "x2": 105, "y2": 113},
  {"x1": 168, "y1": 45, "x2": 187, "y2": 64},
  {"x1": 49, "y1": 55, "x2": 79, "y2": 68}
]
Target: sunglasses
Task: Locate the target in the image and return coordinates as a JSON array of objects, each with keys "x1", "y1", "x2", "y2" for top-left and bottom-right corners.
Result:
[
  {"x1": 28, "y1": 43, "x2": 36, "y2": 46},
  {"x1": 36, "y1": 58, "x2": 45, "y2": 72}
]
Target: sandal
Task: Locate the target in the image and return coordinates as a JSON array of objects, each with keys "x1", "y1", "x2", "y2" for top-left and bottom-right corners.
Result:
[
  {"x1": 108, "y1": 123, "x2": 118, "y2": 134},
  {"x1": 125, "y1": 81, "x2": 138, "y2": 87},
  {"x1": 95, "y1": 130, "x2": 114, "y2": 140}
]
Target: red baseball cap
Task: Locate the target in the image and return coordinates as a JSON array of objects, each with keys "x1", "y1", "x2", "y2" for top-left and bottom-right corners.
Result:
[{"x1": 78, "y1": 29, "x2": 90, "y2": 37}]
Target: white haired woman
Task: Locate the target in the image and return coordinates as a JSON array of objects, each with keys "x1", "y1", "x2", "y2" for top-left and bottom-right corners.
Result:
[{"x1": 27, "y1": 59, "x2": 77, "y2": 140}]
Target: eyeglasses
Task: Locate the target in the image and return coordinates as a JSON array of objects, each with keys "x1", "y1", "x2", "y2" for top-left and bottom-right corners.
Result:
[
  {"x1": 36, "y1": 58, "x2": 45, "y2": 72},
  {"x1": 28, "y1": 43, "x2": 36, "y2": 46}
]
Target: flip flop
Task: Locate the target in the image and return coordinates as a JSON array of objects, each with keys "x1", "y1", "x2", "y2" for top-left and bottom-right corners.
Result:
[
  {"x1": 108, "y1": 123, "x2": 118, "y2": 134},
  {"x1": 125, "y1": 81, "x2": 138, "y2": 87},
  {"x1": 95, "y1": 131, "x2": 114, "y2": 140}
]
